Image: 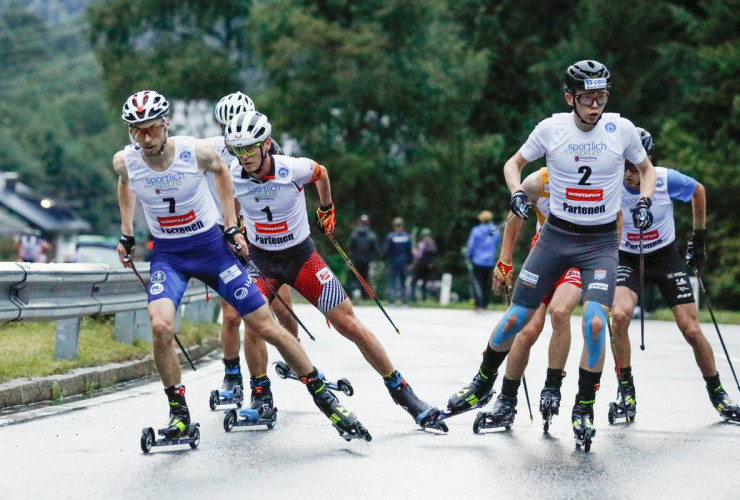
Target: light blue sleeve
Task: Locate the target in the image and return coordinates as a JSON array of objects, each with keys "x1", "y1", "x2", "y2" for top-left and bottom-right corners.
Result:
[
  {"x1": 666, "y1": 169, "x2": 697, "y2": 203},
  {"x1": 466, "y1": 227, "x2": 477, "y2": 260}
]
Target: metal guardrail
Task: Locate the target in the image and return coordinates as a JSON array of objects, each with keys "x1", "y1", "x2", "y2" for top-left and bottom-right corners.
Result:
[{"x1": 0, "y1": 262, "x2": 215, "y2": 359}]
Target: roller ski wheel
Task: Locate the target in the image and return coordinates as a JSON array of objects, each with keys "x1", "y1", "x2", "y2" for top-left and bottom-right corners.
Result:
[
  {"x1": 274, "y1": 361, "x2": 290, "y2": 379},
  {"x1": 208, "y1": 386, "x2": 244, "y2": 410},
  {"x1": 608, "y1": 390, "x2": 636, "y2": 424},
  {"x1": 336, "y1": 378, "x2": 354, "y2": 397},
  {"x1": 572, "y1": 404, "x2": 595, "y2": 453},
  {"x1": 141, "y1": 423, "x2": 200, "y2": 453},
  {"x1": 209, "y1": 390, "x2": 219, "y2": 411}
]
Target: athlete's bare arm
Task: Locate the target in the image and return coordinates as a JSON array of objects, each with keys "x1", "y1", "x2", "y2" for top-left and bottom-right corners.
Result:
[
  {"x1": 194, "y1": 140, "x2": 247, "y2": 253},
  {"x1": 113, "y1": 151, "x2": 137, "y2": 266},
  {"x1": 691, "y1": 182, "x2": 706, "y2": 229},
  {"x1": 313, "y1": 164, "x2": 333, "y2": 207},
  {"x1": 634, "y1": 156, "x2": 657, "y2": 200},
  {"x1": 503, "y1": 151, "x2": 532, "y2": 194}
]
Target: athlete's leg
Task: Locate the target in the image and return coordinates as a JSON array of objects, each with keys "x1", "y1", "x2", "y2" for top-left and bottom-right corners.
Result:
[
  {"x1": 580, "y1": 300, "x2": 608, "y2": 372},
  {"x1": 220, "y1": 298, "x2": 242, "y2": 359},
  {"x1": 148, "y1": 298, "x2": 181, "y2": 387},
  {"x1": 503, "y1": 303, "x2": 547, "y2": 380},
  {"x1": 324, "y1": 299, "x2": 394, "y2": 375},
  {"x1": 271, "y1": 284, "x2": 299, "y2": 338},
  {"x1": 611, "y1": 286, "x2": 638, "y2": 370},
  {"x1": 547, "y1": 282, "x2": 580, "y2": 370},
  {"x1": 672, "y1": 302, "x2": 717, "y2": 376}
]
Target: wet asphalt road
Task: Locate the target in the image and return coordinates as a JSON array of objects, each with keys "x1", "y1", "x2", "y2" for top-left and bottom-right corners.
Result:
[{"x1": 2, "y1": 304, "x2": 740, "y2": 499}]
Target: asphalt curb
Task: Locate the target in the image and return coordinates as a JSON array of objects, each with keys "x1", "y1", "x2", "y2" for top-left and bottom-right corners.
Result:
[{"x1": 0, "y1": 337, "x2": 221, "y2": 410}]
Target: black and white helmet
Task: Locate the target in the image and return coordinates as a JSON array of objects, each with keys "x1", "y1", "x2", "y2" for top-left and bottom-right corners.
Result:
[
  {"x1": 215, "y1": 92, "x2": 256, "y2": 125},
  {"x1": 635, "y1": 127, "x2": 654, "y2": 154},
  {"x1": 121, "y1": 90, "x2": 169, "y2": 124},
  {"x1": 224, "y1": 111, "x2": 271, "y2": 148},
  {"x1": 564, "y1": 60, "x2": 611, "y2": 91}
]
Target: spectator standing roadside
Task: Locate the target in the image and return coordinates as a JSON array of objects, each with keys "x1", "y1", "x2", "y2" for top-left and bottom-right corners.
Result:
[
  {"x1": 410, "y1": 228, "x2": 438, "y2": 302},
  {"x1": 383, "y1": 217, "x2": 412, "y2": 306},
  {"x1": 466, "y1": 210, "x2": 500, "y2": 310},
  {"x1": 348, "y1": 214, "x2": 380, "y2": 300}
]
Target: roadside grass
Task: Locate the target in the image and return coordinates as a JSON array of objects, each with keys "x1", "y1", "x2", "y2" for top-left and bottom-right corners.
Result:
[{"x1": 0, "y1": 316, "x2": 220, "y2": 384}]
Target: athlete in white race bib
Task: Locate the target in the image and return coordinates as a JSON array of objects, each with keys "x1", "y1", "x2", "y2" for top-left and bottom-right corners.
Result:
[
  {"x1": 610, "y1": 127, "x2": 740, "y2": 423},
  {"x1": 224, "y1": 110, "x2": 446, "y2": 431},
  {"x1": 447, "y1": 60, "x2": 657, "y2": 449},
  {"x1": 114, "y1": 90, "x2": 366, "y2": 442}
]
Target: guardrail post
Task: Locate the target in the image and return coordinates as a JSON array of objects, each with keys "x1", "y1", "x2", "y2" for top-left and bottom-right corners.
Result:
[
  {"x1": 134, "y1": 309, "x2": 152, "y2": 342},
  {"x1": 439, "y1": 273, "x2": 453, "y2": 306},
  {"x1": 175, "y1": 306, "x2": 182, "y2": 333},
  {"x1": 54, "y1": 318, "x2": 81, "y2": 360},
  {"x1": 113, "y1": 311, "x2": 136, "y2": 344}
]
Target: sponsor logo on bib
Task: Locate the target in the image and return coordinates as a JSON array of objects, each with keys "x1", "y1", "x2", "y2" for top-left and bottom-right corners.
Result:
[{"x1": 219, "y1": 264, "x2": 243, "y2": 284}]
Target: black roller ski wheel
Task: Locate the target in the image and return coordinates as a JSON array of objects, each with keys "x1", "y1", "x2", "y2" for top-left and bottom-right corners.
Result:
[
  {"x1": 234, "y1": 386, "x2": 244, "y2": 408},
  {"x1": 274, "y1": 361, "x2": 289, "y2": 379},
  {"x1": 209, "y1": 390, "x2": 219, "y2": 411},
  {"x1": 224, "y1": 409, "x2": 237, "y2": 432},
  {"x1": 140, "y1": 427, "x2": 154, "y2": 454},
  {"x1": 267, "y1": 409, "x2": 278, "y2": 430},
  {"x1": 608, "y1": 404, "x2": 616, "y2": 425},
  {"x1": 473, "y1": 412, "x2": 485, "y2": 434},
  {"x1": 543, "y1": 418, "x2": 550, "y2": 433},
  {"x1": 337, "y1": 378, "x2": 354, "y2": 397},
  {"x1": 584, "y1": 437, "x2": 591, "y2": 453},
  {"x1": 189, "y1": 425, "x2": 200, "y2": 449}
]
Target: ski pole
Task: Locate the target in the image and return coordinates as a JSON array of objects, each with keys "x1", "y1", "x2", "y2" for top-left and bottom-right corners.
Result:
[
  {"x1": 639, "y1": 229, "x2": 646, "y2": 351},
  {"x1": 694, "y1": 271, "x2": 740, "y2": 392},
  {"x1": 127, "y1": 259, "x2": 196, "y2": 372},
  {"x1": 503, "y1": 286, "x2": 533, "y2": 421},
  {"x1": 488, "y1": 212, "x2": 517, "y2": 236},
  {"x1": 326, "y1": 232, "x2": 400, "y2": 335},
  {"x1": 238, "y1": 255, "x2": 316, "y2": 341}
]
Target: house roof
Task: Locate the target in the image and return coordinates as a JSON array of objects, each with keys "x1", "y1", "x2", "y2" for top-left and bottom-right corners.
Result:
[{"x1": 0, "y1": 172, "x2": 91, "y2": 234}]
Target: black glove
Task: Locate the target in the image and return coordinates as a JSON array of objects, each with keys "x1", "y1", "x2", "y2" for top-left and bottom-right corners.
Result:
[
  {"x1": 510, "y1": 190, "x2": 530, "y2": 220},
  {"x1": 686, "y1": 228, "x2": 706, "y2": 270},
  {"x1": 119, "y1": 234, "x2": 135, "y2": 254},
  {"x1": 631, "y1": 197, "x2": 653, "y2": 229},
  {"x1": 223, "y1": 226, "x2": 241, "y2": 249}
]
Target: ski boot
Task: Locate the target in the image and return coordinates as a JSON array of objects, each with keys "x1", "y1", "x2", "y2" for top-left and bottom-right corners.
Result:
[
  {"x1": 385, "y1": 371, "x2": 447, "y2": 432},
  {"x1": 472, "y1": 394, "x2": 517, "y2": 433},
  {"x1": 444, "y1": 369, "x2": 497, "y2": 420},
  {"x1": 539, "y1": 387, "x2": 561, "y2": 433},
  {"x1": 141, "y1": 385, "x2": 200, "y2": 453},
  {"x1": 607, "y1": 380, "x2": 636, "y2": 424},
  {"x1": 572, "y1": 402, "x2": 596, "y2": 453},
  {"x1": 274, "y1": 360, "x2": 354, "y2": 396},
  {"x1": 209, "y1": 360, "x2": 245, "y2": 410},
  {"x1": 223, "y1": 378, "x2": 278, "y2": 431},
  {"x1": 708, "y1": 385, "x2": 740, "y2": 423},
  {"x1": 304, "y1": 374, "x2": 371, "y2": 442}
]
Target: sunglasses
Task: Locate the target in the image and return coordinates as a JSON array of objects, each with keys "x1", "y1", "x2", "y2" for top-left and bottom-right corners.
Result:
[
  {"x1": 229, "y1": 142, "x2": 263, "y2": 157},
  {"x1": 129, "y1": 121, "x2": 165, "y2": 141}
]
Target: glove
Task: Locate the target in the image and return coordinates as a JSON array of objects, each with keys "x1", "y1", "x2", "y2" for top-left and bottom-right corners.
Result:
[
  {"x1": 631, "y1": 197, "x2": 653, "y2": 229},
  {"x1": 686, "y1": 228, "x2": 706, "y2": 269},
  {"x1": 223, "y1": 225, "x2": 242, "y2": 250},
  {"x1": 119, "y1": 234, "x2": 135, "y2": 259},
  {"x1": 510, "y1": 190, "x2": 530, "y2": 220},
  {"x1": 494, "y1": 259, "x2": 514, "y2": 283},
  {"x1": 314, "y1": 203, "x2": 335, "y2": 234}
]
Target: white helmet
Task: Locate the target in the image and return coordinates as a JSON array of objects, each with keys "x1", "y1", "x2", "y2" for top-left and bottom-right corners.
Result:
[
  {"x1": 215, "y1": 92, "x2": 255, "y2": 125},
  {"x1": 121, "y1": 90, "x2": 169, "y2": 124},
  {"x1": 224, "y1": 111, "x2": 272, "y2": 148}
]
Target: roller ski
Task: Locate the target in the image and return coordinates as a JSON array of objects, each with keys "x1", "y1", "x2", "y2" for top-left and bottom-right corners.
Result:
[
  {"x1": 540, "y1": 387, "x2": 561, "y2": 433},
  {"x1": 708, "y1": 385, "x2": 740, "y2": 423},
  {"x1": 223, "y1": 377, "x2": 278, "y2": 431},
  {"x1": 607, "y1": 381, "x2": 636, "y2": 424},
  {"x1": 304, "y1": 373, "x2": 371, "y2": 442},
  {"x1": 141, "y1": 384, "x2": 200, "y2": 453},
  {"x1": 572, "y1": 402, "x2": 596, "y2": 453},
  {"x1": 442, "y1": 369, "x2": 497, "y2": 422},
  {"x1": 209, "y1": 359, "x2": 245, "y2": 410},
  {"x1": 274, "y1": 360, "x2": 354, "y2": 396},
  {"x1": 385, "y1": 371, "x2": 448, "y2": 432},
  {"x1": 472, "y1": 394, "x2": 517, "y2": 433}
]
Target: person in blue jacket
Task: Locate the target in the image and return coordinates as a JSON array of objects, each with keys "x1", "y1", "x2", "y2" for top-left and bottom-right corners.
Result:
[
  {"x1": 383, "y1": 217, "x2": 413, "y2": 305},
  {"x1": 466, "y1": 210, "x2": 501, "y2": 310}
]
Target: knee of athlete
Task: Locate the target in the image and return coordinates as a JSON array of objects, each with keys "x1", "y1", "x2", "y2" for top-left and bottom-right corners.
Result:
[
  {"x1": 678, "y1": 320, "x2": 704, "y2": 343},
  {"x1": 492, "y1": 304, "x2": 529, "y2": 346},
  {"x1": 150, "y1": 316, "x2": 173, "y2": 338},
  {"x1": 584, "y1": 302, "x2": 607, "y2": 343},
  {"x1": 611, "y1": 305, "x2": 631, "y2": 330},
  {"x1": 549, "y1": 306, "x2": 572, "y2": 330}
]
